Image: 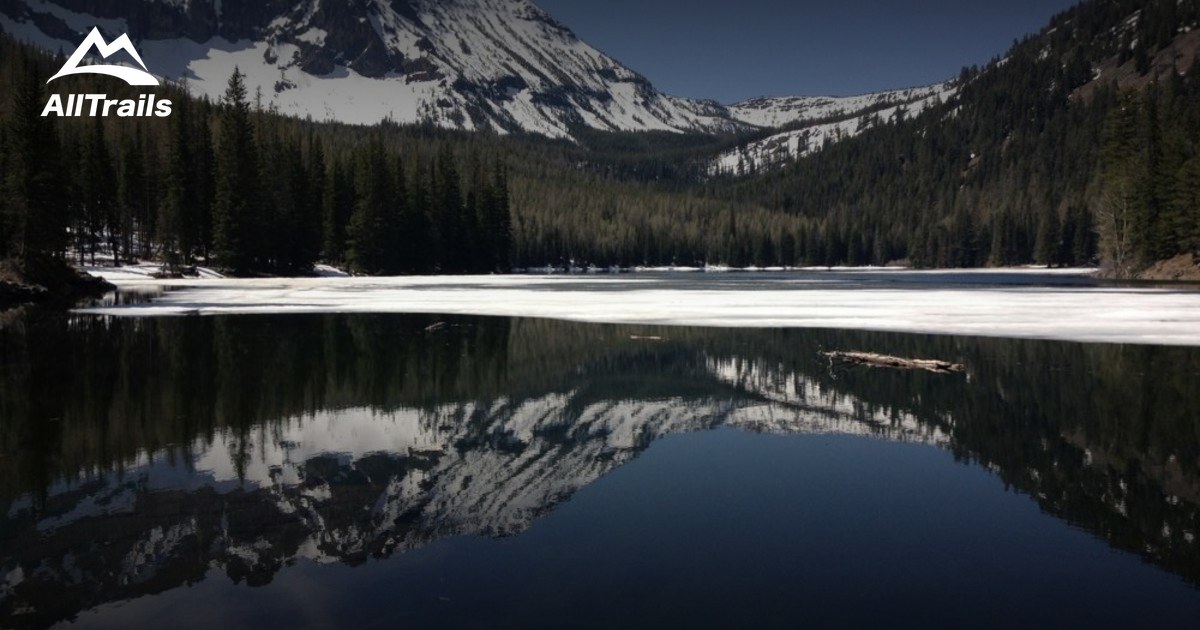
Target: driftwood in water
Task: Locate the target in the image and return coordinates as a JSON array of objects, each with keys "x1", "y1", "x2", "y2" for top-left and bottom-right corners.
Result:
[{"x1": 822, "y1": 351, "x2": 965, "y2": 374}]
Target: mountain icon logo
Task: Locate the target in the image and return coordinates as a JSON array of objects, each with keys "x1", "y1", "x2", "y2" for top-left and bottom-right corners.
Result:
[{"x1": 47, "y1": 27, "x2": 159, "y2": 86}]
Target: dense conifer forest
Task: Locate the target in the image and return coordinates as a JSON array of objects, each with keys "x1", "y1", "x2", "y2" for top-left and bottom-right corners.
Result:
[
  {"x1": 1, "y1": 0, "x2": 1198, "y2": 280},
  {"x1": 0, "y1": 46, "x2": 515, "y2": 278},
  {"x1": 715, "y1": 0, "x2": 1200, "y2": 273}
]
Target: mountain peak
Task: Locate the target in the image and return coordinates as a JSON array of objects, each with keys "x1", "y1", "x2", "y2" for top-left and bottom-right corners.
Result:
[
  {"x1": 1, "y1": 0, "x2": 748, "y2": 137},
  {"x1": 0, "y1": 0, "x2": 939, "y2": 142}
]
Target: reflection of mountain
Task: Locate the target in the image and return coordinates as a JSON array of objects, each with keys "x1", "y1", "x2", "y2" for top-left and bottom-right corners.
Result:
[
  {"x1": 0, "y1": 314, "x2": 1198, "y2": 627},
  {"x1": 0, "y1": 371, "x2": 940, "y2": 627}
]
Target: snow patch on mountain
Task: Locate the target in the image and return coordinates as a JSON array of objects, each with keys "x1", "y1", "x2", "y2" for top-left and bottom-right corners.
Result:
[
  {"x1": 714, "y1": 83, "x2": 958, "y2": 174},
  {"x1": 727, "y1": 83, "x2": 954, "y2": 129},
  {"x1": 0, "y1": 0, "x2": 742, "y2": 138}
]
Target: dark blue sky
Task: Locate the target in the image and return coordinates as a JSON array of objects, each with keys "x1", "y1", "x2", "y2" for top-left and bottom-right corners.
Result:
[{"x1": 536, "y1": 0, "x2": 1081, "y2": 103}]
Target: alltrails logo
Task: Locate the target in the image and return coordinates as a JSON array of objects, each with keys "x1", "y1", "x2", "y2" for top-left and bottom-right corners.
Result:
[{"x1": 41, "y1": 27, "x2": 172, "y2": 118}]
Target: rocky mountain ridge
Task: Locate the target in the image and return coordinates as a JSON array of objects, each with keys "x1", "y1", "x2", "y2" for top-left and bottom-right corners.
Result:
[{"x1": 0, "y1": 0, "x2": 947, "y2": 144}]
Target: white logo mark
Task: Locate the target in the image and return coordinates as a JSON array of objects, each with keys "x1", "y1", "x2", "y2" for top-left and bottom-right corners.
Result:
[{"x1": 47, "y1": 27, "x2": 159, "y2": 86}]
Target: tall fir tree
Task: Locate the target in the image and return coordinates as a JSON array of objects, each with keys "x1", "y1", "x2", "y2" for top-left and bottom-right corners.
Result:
[
  {"x1": 346, "y1": 141, "x2": 391, "y2": 274},
  {"x1": 1173, "y1": 156, "x2": 1200, "y2": 256},
  {"x1": 191, "y1": 102, "x2": 216, "y2": 262},
  {"x1": 159, "y1": 94, "x2": 193, "y2": 269},
  {"x1": 322, "y1": 159, "x2": 352, "y2": 266},
  {"x1": 269, "y1": 137, "x2": 320, "y2": 275},
  {"x1": 115, "y1": 135, "x2": 144, "y2": 264},
  {"x1": 3, "y1": 53, "x2": 66, "y2": 267},
  {"x1": 212, "y1": 68, "x2": 261, "y2": 275},
  {"x1": 432, "y1": 145, "x2": 464, "y2": 272},
  {"x1": 1097, "y1": 95, "x2": 1142, "y2": 275},
  {"x1": 406, "y1": 154, "x2": 434, "y2": 273},
  {"x1": 1034, "y1": 209, "x2": 1062, "y2": 267},
  {"x1": 76, "y1": 117, "x2": 116, "y2": 265},
  {"x1": 485, "y1": 161, "x2": 513, "y2": 272},
  {"x1": 386, "y1": 154, "x2": 415, "y2": 273},
  {"x1": 301, "y1": 134, "x2": 326, "y2": 271}
]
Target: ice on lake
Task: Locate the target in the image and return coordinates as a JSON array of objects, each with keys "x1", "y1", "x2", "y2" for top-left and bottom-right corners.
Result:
[{"x1": 78, "y1": 268, "x2": 1200, "y2": 347}]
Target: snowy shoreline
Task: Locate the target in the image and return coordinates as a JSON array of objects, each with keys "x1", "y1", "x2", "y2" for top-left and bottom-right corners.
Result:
[{"x1": 73, "y1": 268, "x2": 1200, "y2": 347}]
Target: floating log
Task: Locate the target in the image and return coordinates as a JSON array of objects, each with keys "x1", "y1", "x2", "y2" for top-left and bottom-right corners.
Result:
[{"x1": 822, "y1": 351, "x2": 965, "y2": 374}]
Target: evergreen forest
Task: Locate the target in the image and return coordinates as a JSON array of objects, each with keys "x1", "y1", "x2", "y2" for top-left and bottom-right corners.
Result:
[{"x1": 1, "y1": 0, "x2": 1198, "y2": 280}]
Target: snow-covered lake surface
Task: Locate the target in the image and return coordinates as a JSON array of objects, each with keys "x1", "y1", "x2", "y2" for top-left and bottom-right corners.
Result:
[{"x1": 79, "y1": 268, "x2": 1200, "y2": 346}]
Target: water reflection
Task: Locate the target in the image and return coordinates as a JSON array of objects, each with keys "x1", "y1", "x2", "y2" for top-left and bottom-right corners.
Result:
[{"x1": 0, "y1": 314, "x2": 1198, "y2": 627}]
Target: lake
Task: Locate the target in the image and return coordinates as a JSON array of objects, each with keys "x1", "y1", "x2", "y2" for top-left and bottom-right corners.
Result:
[{"x1": 2, "y1": 272, "x2": 1200, "y2": 628}]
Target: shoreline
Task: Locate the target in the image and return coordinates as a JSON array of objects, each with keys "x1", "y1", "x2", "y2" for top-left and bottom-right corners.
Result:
[{"x1": 71, "y1": 271, "x2": 1200, "y2": 347}]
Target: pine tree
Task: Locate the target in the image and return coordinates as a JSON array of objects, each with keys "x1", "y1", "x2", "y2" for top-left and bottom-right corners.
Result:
[
  {"x1": 485, "y1": 160, "x2": 512, "y2": 272},
  {"x1": 192, "y1": 103, "x2": 216, "y2": 262},
  {"x1": 387, "y1": 155, "x2": 417, "y2": 273},
  {"x1": 990, "y1": 211, "x2": 1015, "y2": 266},
  {"x1": 212, "y1": 68, "x2": 261, "y2": 275},
  {"x1": 1173, "y1": 156, "x2": 1200, "y2": 256},
  {"x1": 463, "y1": 154, "x2": 486, "y2": 273},
  {"x1": 1097, "y1": 98, "x2": 1142, "y2": 275},
  {"x1": 299, "y1": 135, "x2": 325, "y2": 271},
  {"x1": 116, "y1": 135, "x2": 145, "y2": 264},
  {"x1": 1138, "y1": 85, "x2": 1171, "y2": 263},
  {"x1": 432, "y1": 146, "x2": 464, "y2": 272},
  {"x1": 160, "y1": 95, "x2": 193, "y2": 270},
  {"x1": 274, "y1": 136, "x2": 321, "y2": 275},
  {"x1": 1034, "y1": 210, "x2": 1062, "y2": 267},
  {"x1": 1070, "y1": 205, "x2": 1095, "y2": 265},
  {"x1": 723, "y1": 206, "x2": 737, "y2": 266},
  {"x1": 322, "y1": 159, "x2": 352, "y2": 265},
  {"x1": 406, "y1": 154, "x2": 434, "y2": 273},
  {"x1": 346, "y1": 141, "x2": 391, "y2": 274},
  {"x1": 4, "y1": 53, "x2": 66, "y2": 267},
  {"x1": 950, "y1": 208, "x2": 980, "y2": 267},
  {"x1": 73, "y1": 117, "x2": 112, "y2": 265}
]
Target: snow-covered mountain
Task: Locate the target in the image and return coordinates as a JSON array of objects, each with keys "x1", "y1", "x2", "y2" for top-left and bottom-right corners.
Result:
[
  {"x1": 728, "y1": 83, "x2": 955, "y2": 129},
  {"x1": 0, "y1": 0, "x2": 952, "y2": 145},
  {"x1": 0, "y1": 0, "x2": 742, "y2": 137},
  {"x1": 713, "y1": 82, "x2": 957, "y2": 175}
]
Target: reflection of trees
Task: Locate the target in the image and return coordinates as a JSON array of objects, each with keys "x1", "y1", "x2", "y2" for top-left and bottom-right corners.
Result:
[
  {"x1": 3, "y1": 313, "x2": 1199, "y2": 507},
  {"x1": 696, "y1": 329, "x2": 1200, "y2": 585},
  {"x1": 0, "y1": 313, "x2": 1197, "y2": 628},
  {"x1": 3, "y1": 313, "x2": 1199, "y2": 515},
  {"x1": 0, "y1": 315, "x2": 515, "y2": 501}
]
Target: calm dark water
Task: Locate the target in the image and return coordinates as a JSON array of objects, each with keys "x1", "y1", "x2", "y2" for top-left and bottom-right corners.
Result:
[{"x1": 1, "y1": 313, "x2": 1199, "y2": 628}]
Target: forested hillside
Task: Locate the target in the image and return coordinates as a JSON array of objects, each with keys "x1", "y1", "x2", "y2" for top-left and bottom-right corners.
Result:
[
  {"x1": 0, "y1": 30, "x2": 813, "y2": 277},
  {"x1": 0, "y1": 40, "x2": 515, "y2": 278},
  {"x1": 2, "y1": 0, "x2": 1199, "y2": 281},
  {"x1": 719, "y1": 0, "x2": 1200, "y2": 274}
]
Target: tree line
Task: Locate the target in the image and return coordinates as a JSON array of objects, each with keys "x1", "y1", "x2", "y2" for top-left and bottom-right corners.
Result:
[
  {"x1": 0, "y1": 43, "x2": 512, "y2": 277},
  {"x1": 1096, "y1": 78, "x2": 1200, "y2": 274},
  {"x1": 500, "y1": 0, "x2": 1200, "y2": 272},
  {"x1": 3, "y1": 0, "x2": 1198, "y2": 277},
  {"x1": 713, "y1": 0, "x2": 1200, "y2": 272},
  {"x1": 0, "y1": 30, "x2": 825, "y2": 275}
]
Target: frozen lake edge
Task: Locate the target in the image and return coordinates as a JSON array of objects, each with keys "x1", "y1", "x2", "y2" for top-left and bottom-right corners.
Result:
[{"x1": 75, "y1": 268, "x2": 1200, "y2": 347}]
